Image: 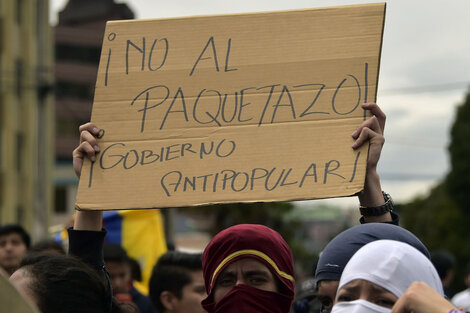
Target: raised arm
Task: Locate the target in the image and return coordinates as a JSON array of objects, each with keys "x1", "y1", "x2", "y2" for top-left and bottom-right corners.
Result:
[
  {"x1": 352, "y1": 103, "x2": 393, "y2": 223},
  {"x1": 72, "y1": 123, "x2": 103, "y2": 231}
]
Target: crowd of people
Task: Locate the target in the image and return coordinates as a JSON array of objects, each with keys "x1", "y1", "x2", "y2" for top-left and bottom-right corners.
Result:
[{"x1": 1, "y1": 102, "x2": 469, "y2": 313}]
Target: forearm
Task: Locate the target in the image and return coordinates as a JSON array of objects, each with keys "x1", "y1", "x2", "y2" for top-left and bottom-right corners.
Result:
[
  {"x1": 359, "y1": 169, "x2": 393, "y2": 223},
  {"x1": 70, "y1": 210, "x2": 105, "y2": 271},
  {"x1": 359, "y1": 169, "x2": 383, "y2": 206},
  {"x1": 74, "y1": 210, "x2": 103, "y2": 231}
]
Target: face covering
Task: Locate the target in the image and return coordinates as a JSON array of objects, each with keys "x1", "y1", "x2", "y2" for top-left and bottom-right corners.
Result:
[
  {"x1": 337, "y1": 240, "x2": 443, "y2": 299},
  {"x1": 202, "y1": 224, "x2": 295, "y2": 313},
  {"x1": 332, "y1": 300, "x2": 391, "y2": 313},
  {"x1": 203, "y1": 284, "x2": 292, "y2": 313}
]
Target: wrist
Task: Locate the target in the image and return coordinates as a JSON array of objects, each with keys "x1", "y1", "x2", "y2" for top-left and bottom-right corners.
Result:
[
  {"x1": 74, "y1": 211, "x2": 103, "y2": 231},
  {"x1": 360, "y1": 191, "x2": 393, "y2": 217},
  {"x1": 359, "y1": 170, "x2": 383, "y2": 207}
]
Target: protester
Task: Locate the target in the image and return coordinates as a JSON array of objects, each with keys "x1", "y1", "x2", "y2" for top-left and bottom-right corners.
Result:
[
  {"x1": 72, "y1": 101, "x2": 388, "y2": 312},
  {"x1": 332, "y1": 240, "x2": 443, "y2": 313},
  {"x1": 6, "y1": 215, "x2": 143, "y2": 313},
  {"x1": 0, "y1": 224, "x2": 30, "y2": 276},
  {"x1": 315, "y1": 223, "x2": 430, "y2": 313},
  {"x1": 104, "y1": 243, "x2": 157, "y2": 313},
  {"x1": 149, "y1": 251, "x2": 206, "y2": 313},
  {"x1": 431, "y1": 250, "x2": 456, "y2": 298},
  {"x1": 67, "y1": 202, "x2": 138, "y2": 313},
  {"x1": 452, "y1": 262, "x2": 470, "y2": 311},
  {"x1": 69, "y1": 125, "x2": 155, "y2": 313},
  {"x1": 9, "y1": 253, "x2": 111, "y2": 313},
  {"x1": 290, "y1": 101, "x2": 392, "y2": 313},
  {"x1": 293, "y1": 278, "x2": 320, "y2": 313},
  {"x1": 200, "y1": 224, "x2": 295, "y2": 313}
]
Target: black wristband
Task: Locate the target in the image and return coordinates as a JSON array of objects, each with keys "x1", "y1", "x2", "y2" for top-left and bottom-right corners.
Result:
[{"x1": 359, "y1": 191, "x2": 394, "y2": 217}]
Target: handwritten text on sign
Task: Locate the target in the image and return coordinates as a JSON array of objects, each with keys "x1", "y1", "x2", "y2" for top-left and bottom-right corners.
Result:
[{"x1": 76, "y1": 4, "x2": 386, "y2": 210}]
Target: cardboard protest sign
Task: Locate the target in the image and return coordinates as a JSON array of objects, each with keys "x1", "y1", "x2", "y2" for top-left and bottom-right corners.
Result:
[
  {"x1": 76, "y1": 3, "x2": 386, "y2": 210},
  {"x1": 1, "y1": 268, "x2": 41, "y2": 313}
]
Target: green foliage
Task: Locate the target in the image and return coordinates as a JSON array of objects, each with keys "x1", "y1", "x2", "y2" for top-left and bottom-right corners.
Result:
[
  {"x1": 446, "y1": 91, "x2": 470, "y2": 213},
  {"x1": 401, "y1": 183, "x2": 467, "y2": 253},
  {"x1": 401, "y1": 89, "x2": 470, "y2": 292}
]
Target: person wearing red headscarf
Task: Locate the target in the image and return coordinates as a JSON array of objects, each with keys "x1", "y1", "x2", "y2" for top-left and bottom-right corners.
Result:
[{"x1": 201, "y1": 224, "x2": 295, "y2": 313}]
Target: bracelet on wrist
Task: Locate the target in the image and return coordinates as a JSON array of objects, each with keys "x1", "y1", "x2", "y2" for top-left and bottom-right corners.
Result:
[{"x1": 359, "y1": 191, "x2": 394, "y2": 217}]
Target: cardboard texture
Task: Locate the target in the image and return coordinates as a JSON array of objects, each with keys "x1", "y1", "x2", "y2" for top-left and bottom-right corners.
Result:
[
  {"x1": 1, "y1": 268, "x2": 41, "y2": 313},
  {"x1": 76, "y1": 3, "x2": 386, "y2": 210}
]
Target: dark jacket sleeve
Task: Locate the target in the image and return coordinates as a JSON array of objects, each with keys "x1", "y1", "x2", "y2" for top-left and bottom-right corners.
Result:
[
  {"x1": 68, "y1": 228, "x2": 107, "y2": 274},
  {"x1": 68, "y1": 228, "x2": 114, "y2": 313}
]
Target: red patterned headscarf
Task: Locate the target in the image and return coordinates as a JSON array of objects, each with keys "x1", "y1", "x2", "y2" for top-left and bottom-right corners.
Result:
[{"x1": 201, "y1": 224, "x2": 295, "y2": 313}]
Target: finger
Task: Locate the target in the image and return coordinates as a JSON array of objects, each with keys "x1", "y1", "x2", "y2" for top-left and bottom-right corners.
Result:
[
  {"x1": 73, "y1": 141, "x2": 96, "y2": 178},
  {"x1": 79, "y1": 122, "x2": 100, "y2": 136},
  {"x1": 73, "y1": 157, "x2": 83, "y2": 178},
  {"x1": 352, "y1": 116, "x2": 381, "y2": 139},
  {"x1": 79, "y1": 130, "x2": 100, "y2": 152},
  {"x1": 352, "y1": 127, "x2": 384, "y2": 150},
  {"x1": 74, "y1": 141, "x2": 97, "y2": 162},
  {"x1": 362, "y1": 102, "x2": 386, "y2": 133},
  {"x1": 391, "y1": 296, "x2": 408, "y2": 313}
]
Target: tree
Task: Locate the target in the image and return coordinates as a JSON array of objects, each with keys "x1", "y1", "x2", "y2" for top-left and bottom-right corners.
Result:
[
  {"x1": 446, "y1": 91, "x2": 470, "y2": 214},
  {"x1": 401, "y1": 89, "x2": 470, "y2": 292}
]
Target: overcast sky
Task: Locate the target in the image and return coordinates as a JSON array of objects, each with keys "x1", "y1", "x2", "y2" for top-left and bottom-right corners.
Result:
[{"x1": 50, "y1": 0, "x2": 470, "y2": 208}]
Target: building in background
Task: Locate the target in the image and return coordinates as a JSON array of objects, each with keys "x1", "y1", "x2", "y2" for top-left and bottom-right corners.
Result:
[
  {"x1": 53, "y1": 0, "x2": 133, "y2": 224},
  {"x1": 0, "y1": 0, "x2": 54, "y2": 238}
]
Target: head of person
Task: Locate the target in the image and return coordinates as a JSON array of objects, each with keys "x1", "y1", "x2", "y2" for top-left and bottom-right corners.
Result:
[
  {"x1": 431, "y1": 250, "x2": 456, "y2": 288},
  {"x1": 315, "y1": 223, "x2": 430, "y2": 313},
  {"x1": 103, "y1": 244, "x2": 132, "y2": 295},
  {"x1": 332, "y1": 240, "x2": 443, "y2": 313},
  {"x1": 9, "y1": 253, "x2": 110, "y2": 313},
  {"x1": 29, "y1": 239, "x2": 66, "y2": 256},
  {"x1": 0, "y1": 224, "x2": 31, "y2": 275},
  {"x1": 149, "y1": 251, "x2": 205, "y2": 313},
  {"x1": 201, "y1": 224, "x2": 295, "y2": 313}
]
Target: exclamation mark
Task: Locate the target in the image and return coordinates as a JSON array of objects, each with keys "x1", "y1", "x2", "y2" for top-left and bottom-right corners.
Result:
[{"x1": 105, "y1": 32, "x2": 116, "y2": 86}]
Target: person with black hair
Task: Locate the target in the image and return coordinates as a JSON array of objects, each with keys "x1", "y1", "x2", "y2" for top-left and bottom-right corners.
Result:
[
  {"x1": 431, "y1": 250, "x2": 456, "y2": 298},
  {"x1": 104, "y1": 243, "x2": 157, "y2": 313},
  {"x1": 9, "y1": 253, "x2": 110, "y2": 313},
  {"x1": 315, "y1": 224, "x2": 430, "y2": 313},
  {"x1": 149, "y1": 251, "x2": 206, "y2": 313},
  {"x1": 8, "y1": 250, "x2": 138, "y2": 313},
  {"x1": 67, "y1": 207, "x2": 138, "y2": 313},
  {"x1": 0, "y1": 224, "x2": 30, "y2": 276}
]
